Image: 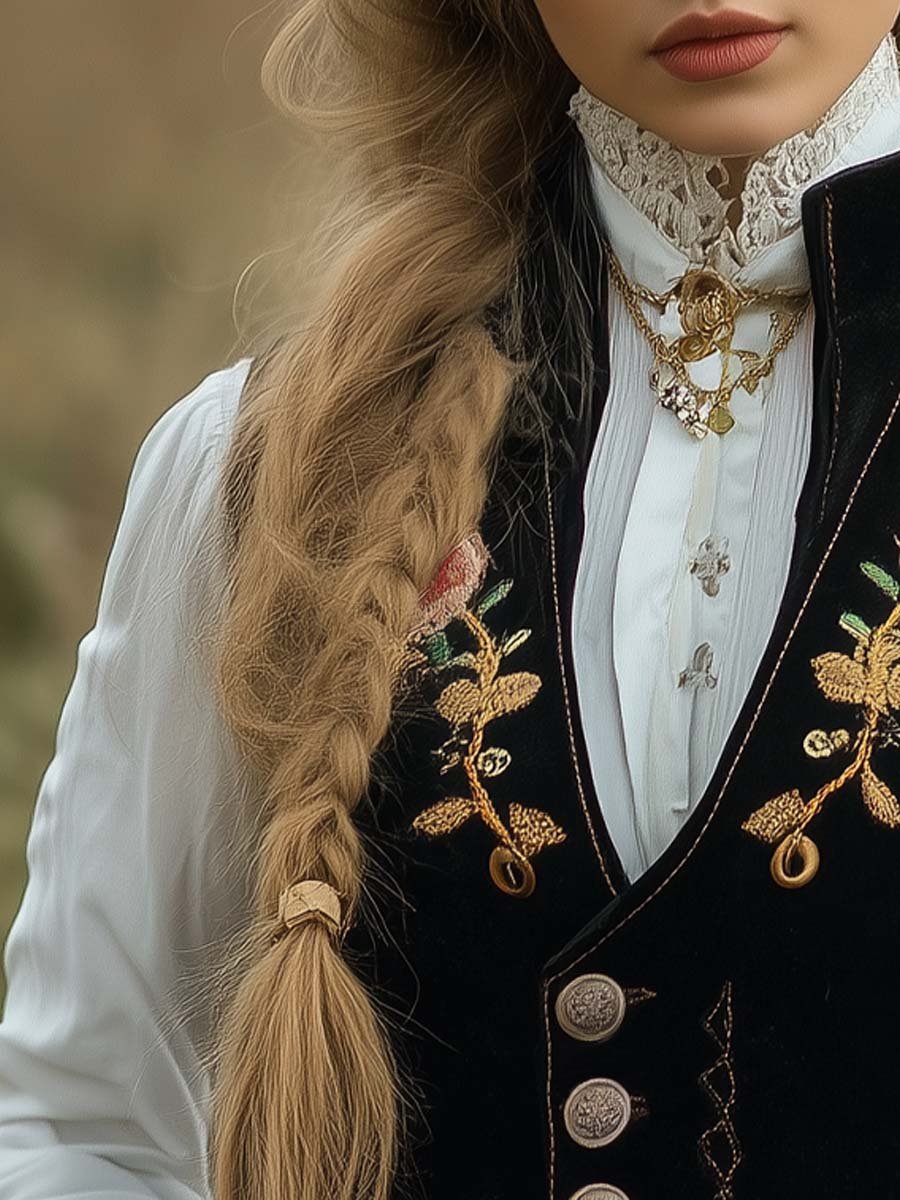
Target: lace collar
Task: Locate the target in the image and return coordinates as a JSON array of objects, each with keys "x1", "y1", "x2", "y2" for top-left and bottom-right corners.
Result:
[{"x1": 569, "y1": 32, "x2": 900, "y2": 270}]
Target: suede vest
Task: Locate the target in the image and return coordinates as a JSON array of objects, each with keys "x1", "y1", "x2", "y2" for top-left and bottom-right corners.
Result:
[{"x1": 348, "y1": 132, "x2": 900, "y2": 1200}]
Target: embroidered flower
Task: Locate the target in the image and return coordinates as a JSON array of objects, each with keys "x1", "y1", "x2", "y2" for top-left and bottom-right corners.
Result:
[{"x1": 410, "y1": 532, "x2": 490, "y2": 641}]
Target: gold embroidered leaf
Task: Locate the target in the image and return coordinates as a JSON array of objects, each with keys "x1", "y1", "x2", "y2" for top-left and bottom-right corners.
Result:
[
  {"x1": 861, "y1": 762, "x2": 900, "y2": 828},
  {"x1": 435, "y1": 679, "x2": 483, "y2": 726},
  {"x1": 509, "y1": 803, "x2": 567, "y2": 857},
  {"x1": 811, "y1": 652, "x2": 868, "y2": 706},
  {"x1": 742, "y1": 790, "x2": 807, "y2": 844},
  {"x1": 412, "y1": 797, "x2": 479, "y2": 838},
  {"x1": 446, "y1": 651, "x2": 478, "y2": 670},
  {"x1": 500, "y1": 628, "x2": 531, "y2": 657},
  {"x1": 889, "y1": 664, "x2": 900, "y2": 711},
  {"x1": 484, "y1": 671, "x2": 541, "y2": 721}
]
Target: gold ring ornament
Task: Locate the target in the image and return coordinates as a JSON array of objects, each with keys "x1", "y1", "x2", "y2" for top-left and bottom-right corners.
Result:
[
  {"x1": 489, "y1": 846, "x2": 536, "y2": 897},
  {"x1": 770, "y1": 831, "x2": 820, "y2": 889}
]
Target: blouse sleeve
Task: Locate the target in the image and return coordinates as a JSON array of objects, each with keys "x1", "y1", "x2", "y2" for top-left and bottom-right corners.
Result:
[{"x1": 0, "y1": 358, "x2": 258, "y2": 1199}]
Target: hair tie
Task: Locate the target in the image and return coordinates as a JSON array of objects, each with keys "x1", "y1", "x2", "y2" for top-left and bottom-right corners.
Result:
[{"x1": 278, "y1": 880, "x2": 342, "y2": 934}]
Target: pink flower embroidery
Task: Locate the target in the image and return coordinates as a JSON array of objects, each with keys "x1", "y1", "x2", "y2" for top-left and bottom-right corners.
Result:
[{"x1": 410, "y1": 531, "x2": 490, "y2": 640}]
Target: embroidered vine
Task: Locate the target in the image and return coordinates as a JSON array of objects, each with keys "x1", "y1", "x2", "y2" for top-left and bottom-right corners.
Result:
[
  {"x1": 404, "y1": 531, "x2": 567, "y2": 897},
  {"x1": 743, "y1": 550, "x2": 900, "y2": 887}
]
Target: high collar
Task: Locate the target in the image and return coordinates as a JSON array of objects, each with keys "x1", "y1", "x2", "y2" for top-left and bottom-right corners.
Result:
[{"x1": 568, "y1": 32, "x2": 900, "y2": 293}]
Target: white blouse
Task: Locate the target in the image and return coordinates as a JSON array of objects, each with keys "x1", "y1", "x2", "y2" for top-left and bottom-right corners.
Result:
[
  {"x1": 0, "y1": 362, "x2": 256, "y2": 1198},
  {"x1": 3, "y1": 33, "x2": 900, "y2": 1197}
]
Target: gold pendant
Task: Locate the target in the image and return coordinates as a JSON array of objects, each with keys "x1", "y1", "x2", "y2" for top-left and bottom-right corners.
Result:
[{"x1": 707, "y1": 405, "x2": 735, "y2": 435}]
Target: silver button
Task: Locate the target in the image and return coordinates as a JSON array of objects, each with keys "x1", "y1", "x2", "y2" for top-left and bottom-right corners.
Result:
[
  {"x1": 569, "y1": 1188, "x2": 630, "y2": 1200},
  {"x1": 563, "y1": 1078, "x2": 631, "y2": 1149},
  {"x1": 555, "y1": 974, "x2": 626, "y2": 1043},
  {"x1": 677, "y1": 642, "x2": 718, "y2": 690},
  {"x1": 688, "y1": 534, "x2": 731, "y2": 597}
]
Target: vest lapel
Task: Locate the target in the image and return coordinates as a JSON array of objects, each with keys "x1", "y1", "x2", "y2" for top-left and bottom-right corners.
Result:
[{"x1": 795, "y1": 144, "x2": 900, "y2": 558}]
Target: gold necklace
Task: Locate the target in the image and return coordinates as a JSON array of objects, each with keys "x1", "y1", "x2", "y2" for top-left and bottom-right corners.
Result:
[{"x1": 601, "y1": 233, "x2": 813, "y2": 438}]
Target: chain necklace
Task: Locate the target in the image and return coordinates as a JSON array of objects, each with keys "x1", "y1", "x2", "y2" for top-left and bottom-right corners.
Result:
[{"x1": 601, "y1": 232, "x2": 813, "y2": 438}]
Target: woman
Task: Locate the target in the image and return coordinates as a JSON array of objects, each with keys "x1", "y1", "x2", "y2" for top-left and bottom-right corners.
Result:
[{"x1": 2, "y1": 2, "x2": 900, "y2": 1198}]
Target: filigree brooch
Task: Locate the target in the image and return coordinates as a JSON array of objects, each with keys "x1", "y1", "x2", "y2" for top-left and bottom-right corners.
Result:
[{"x1": 602, "y1": 234, "x2": 810, "y2": 439}]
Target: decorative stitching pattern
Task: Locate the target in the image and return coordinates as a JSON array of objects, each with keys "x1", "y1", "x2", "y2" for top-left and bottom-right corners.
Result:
[
  {"x1": 698, "y1": 981, "x2": 742, "y2": 1200},
  {"x1": 624, "y1": 985, "x2": 658, "y2": 1006},
  {"x1": 543, "y1": 429, "x2": 619, "y2": 894},
  {"x1": 543, "y1": 982, "x2": 556, "y2": 1200},
  {"x1": 406, "y1": 530, "x2": 567, "y2": 894},
  {"x1": 743, "y1": 551, "x2": 900, "y2": 867}
]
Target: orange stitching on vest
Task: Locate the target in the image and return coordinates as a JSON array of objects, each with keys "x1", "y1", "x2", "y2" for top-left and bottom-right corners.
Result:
[
  {"x1": 543, "y1": 983, "x2": 557, "y2": 1200},
  {"x1": 819, "y1": 189, "x2": 842, "y2": 523},
  {"x1": 698, "y1": 980, "x2": 742, "y2": 1200},
  {"x1": 542, "y1": 430, "x2": 618, "y2": 894}
]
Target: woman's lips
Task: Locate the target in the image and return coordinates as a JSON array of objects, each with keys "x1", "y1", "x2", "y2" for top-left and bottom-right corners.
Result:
[{"x1": 652, "y1": 28, "x2": 787, "y2": 82}]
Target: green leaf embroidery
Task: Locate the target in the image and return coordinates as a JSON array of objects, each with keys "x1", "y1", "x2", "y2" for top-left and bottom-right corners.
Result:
[
  {"x1": 861, "y1": 561, "x2": 900, "y2": 601},
  {"x1": 839, "y1": 612, "x2": 872, "y2": 641},
  {"x1": 423, "y1": 630, "x2": 453, "y2": 667},
  {"x1": 474, "y1": 579, "x2": 513, "y2": 618}
]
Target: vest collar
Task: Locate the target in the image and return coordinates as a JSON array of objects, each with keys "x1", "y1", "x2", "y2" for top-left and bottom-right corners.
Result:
[{"x1": 796, "y1": 143, "x2": 900, "y2": 547}]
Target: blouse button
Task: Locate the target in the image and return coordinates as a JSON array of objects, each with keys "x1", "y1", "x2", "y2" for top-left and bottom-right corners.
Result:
[
  {"x1": 677, "y1": 642, "x2": 718, "y2": 690},
  {"x1": 569, "y1": 1188, "x2": 630, "y2": 1200},
  {"x1": 563, "y1": 1078, "x2": 631, "y2": 1148},
  {"x1": 555, "y1": 974, "x2": 626, "y2": 1043},
  {"x1": 688, "y1": 534, "x2": 731, "y2": 597}
]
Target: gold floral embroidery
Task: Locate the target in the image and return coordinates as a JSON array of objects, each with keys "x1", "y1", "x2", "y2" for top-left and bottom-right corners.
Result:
[
  {"x1": 743, "y1": 550, "x2": 900, "y2": 888},
  {"x1": 405, "y1": 531, "x2": 567, "y2": 898}
]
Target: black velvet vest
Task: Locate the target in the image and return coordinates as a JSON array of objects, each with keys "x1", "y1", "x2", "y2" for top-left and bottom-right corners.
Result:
[{"x1": 349, "y1": 130, "x2": 900, "y2": 1200}]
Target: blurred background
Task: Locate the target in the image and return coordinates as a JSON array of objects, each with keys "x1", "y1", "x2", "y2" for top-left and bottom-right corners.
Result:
[{"x1": 1, "y1": 2, "x2": 322, "y2": 996}]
